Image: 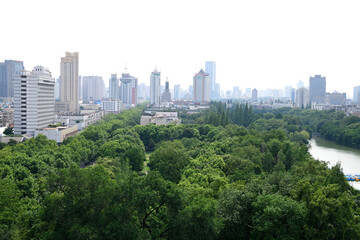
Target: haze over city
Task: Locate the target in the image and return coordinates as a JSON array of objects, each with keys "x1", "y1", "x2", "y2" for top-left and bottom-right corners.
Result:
[{"x1": 1, "y1": 0, "x2": 360, "y2": 96}]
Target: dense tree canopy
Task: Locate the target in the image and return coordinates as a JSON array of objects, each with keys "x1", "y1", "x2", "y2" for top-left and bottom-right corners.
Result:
[{"x1": 1, "y1": 102, "x2": 360, "y2": 239}]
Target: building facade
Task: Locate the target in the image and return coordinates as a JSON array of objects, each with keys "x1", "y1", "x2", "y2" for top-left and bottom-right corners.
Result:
[
  {"x1": 353, "y1": 86, "x2": 360, "y2": 103},
  {"x1": 325, "y1": 91, "x2": 346, "y2": 105},
  {"x1": 60, "y1": 52, "x2": 79, "y2": 113},
  {"x1": 252, "y1": 89, "x2": 258, "y2": 102},
  {"x1": 82, "y1": 76, "x2": 105, "y2": 101},
  {"x1": 120, "y1": 73, "x2": 137, "y2": 105},
  {"x1": 193, "y1": 69, "x2": 210, "y2": 102},
  {"x1": 162, "y1": 79, "x2": 171, "y2": 102},
  {"x1": 13, "y1": 66, "x2": 55, "y2": 135},
  {"x1": 150, "y1": 69, "x2": 161, "y2": 107},
  {"x1": 205, "y1": 61, "x2": 217, "y2": 99},
  {"x1": 0, "y1": 60, "x2": 24, "y2": 98},
  {"x1": 109, "y1": 74, "x2": 119, "y2": 100},
  {"x1": 296, "y1": 87, "x2": 309, "y2": 108},
  {"x1": 309, "y1": 75, "x2": 326, "y2": 103}
]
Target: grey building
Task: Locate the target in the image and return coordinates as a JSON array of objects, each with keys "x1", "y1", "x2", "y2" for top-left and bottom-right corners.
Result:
[
  {"x1": 325, "y1": 91, "x2": 346, "y2": 105},
  {"x1": 252, "y1": 89, "x2": 258, "y2": 102},
  {"x1": 162, "y1": 79, "x2": 171, "y2": 102},
  {"x1": 309, "y1": 75, "x2": 326, "y2": 103},
  {"x1": 13, "y1": 66, "x2": 55, "y2": 136},
  {"x1": 0, "y1": 60, "x2": 24, "y2": 98},
  {"x1": 296, "y1": 87, "x2": 309, "y2": 108},
  {"x1": 82, "y1": 76, "x2": 105, "y2": 101},
  {"x1": 109, "y1": 74, "x2": 119, "y2": 100},
  {"x1": 353, "y1": 86, "x2": 360, "y2": 103},
  {"x1": 150, "y1": 69, "x2": 161, "y2": 107}
]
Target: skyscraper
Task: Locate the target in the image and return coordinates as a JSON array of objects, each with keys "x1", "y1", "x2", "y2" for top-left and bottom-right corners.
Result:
[
  {"x1": 193, "y1": 69, "x2": 210, "y2": 102},
  {"x1": 120, "y1": 73, "x2": 138, "y2": 105},
  {"x1": 150, "y1": 69, "x2": 161, "y2": 107},
  {"x1": 0, "y1": 60, "x2": 24, "y2": 98},
  {"x1": 13, "y1": 66, "x2": 55, "y2": 135},
  {"x1": 205, "y1": 61, "x2": 216, "y2": 99},
  {"x1": 353, "y1": 86, "x2": 360, "y2": 103},
  {"x1": 309, "y1": 75, "x2": 326, "y2": 103},
  {"x1": 174, "y1": 84, "x2": 181, "y2": 100},
  {"x1": 296, "y1": 87, "x2": 309, "y2": 108},
  {"x1": 82, "y1": 76, "x2": 105, "y2": 101},
  {"x1": 162, "y1": 79, "x2": 171, "y2": 102},
  {"x1": 109, "y1": 74, "x2": 119, "y2": 100},
  {"x1": 252, "y1": 89, "x2": 258, "y2": 102},
  {"x1": 60, "y1": 52, "x2": 79, "y2": 113}
]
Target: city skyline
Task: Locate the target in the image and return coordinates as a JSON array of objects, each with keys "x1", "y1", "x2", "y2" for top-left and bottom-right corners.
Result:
[{"x1": 1, "y1": 1, "x2": 360, "y2": 97}]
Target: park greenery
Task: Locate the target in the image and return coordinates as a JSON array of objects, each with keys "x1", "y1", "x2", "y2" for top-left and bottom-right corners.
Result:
[{"x1": 1, "y1": 102, "x2": 360, "y2": 239}]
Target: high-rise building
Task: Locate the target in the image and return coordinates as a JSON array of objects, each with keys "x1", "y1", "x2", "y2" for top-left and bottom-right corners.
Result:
[
  {"x1": 137, "y1": 83, "x2": 147, "y2": 102},
  {"x1": 174, "y1": 84, "x2": 181, "y2": 100},
  {"x1": 309, "y1": 75, "x2": 326, "y2": 103},
  {"x1": 13, "y1": 66, "x2": 55, "y2": 135},
  {"x1": 297, "y1": 80, "x2": 304, "y2": 89},
  {"x1": 162, "y1": 79, "x2": 171, "y2": 102},
  {"x1": 59, "y1": 52, "x2": 79, "y2": 113},
  {"x1": 252, "y1": 89, "x2": 258, "y2": 102},
  {"x1": 353, "y1": 86, "x2": 360, "y2": 103},
  {"x1": 193, "y1": 69, "x2": 210, "y2": 102},
  {"x1": 325, "y1": 91, "x2": 346, "y2": 105},
  {"x1": 296, "y1": 87, "x2": 309, "y2": 108},
  {"x1": 54, "y1": 77, "x2": 60, "y2": 100},
  {"x1": 233, "y1": 86, "x2": 241, "y2": 98},
  {"x1": 109, "y1": 74, "x2": 119, "y2": 100},
  {"x1": 290, "y1": 88, "x2": 296, "y2": 102},
  {"x1": 245, "y1": 88, "x2": 251, "y2": 98},
  {"x1": 79, "y1": 76, "x2": 82, "y2": 100},
  {"x1": 120, "y1": 73, "x2": 138, "y2": 105},
  {"x1": 284, "y1": 86, "x2": 293, "y2": 99},
  {"x1": 0, "y1": 60, "x2": 24, "y2": 97},
  {"x1": 150, "y1": 69, "x2": 161, "y2": 107},
  {"x1": 205, "y1": 61, "x2": 216, "y2": 99},
  {"x1": 82, "y1": 76, "x2": 105, "y2": 101}
]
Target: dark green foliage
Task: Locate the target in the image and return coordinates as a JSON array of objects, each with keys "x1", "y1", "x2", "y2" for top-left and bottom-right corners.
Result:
[{"x1": 3, "y1": 127, "x2": 13, "y2": 135}]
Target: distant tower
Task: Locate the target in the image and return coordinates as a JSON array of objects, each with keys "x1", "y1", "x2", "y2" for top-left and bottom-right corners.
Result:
[
  {"x1": 205, "y1": 61, "x2": 216, "y2": 99},
  {"x1": 162, "y1": 78, "x2": 171, "y2": 102},
  {"x1": 83, "y1": 76, "x2": 105, "y2": 101},
  {"x1": 13, "y1": 66, "x2": 55, "y2": 135},
  {"x1": 309, "y1": 75, "x2": 326, "y2": 103},
  {"x1": 60, "y1": 52, "x2": 79, "y2": 113},
  {"x1": 109, "y1": 74, "x2": 119, "y2": 100},
  {"x1": 120, "y1": 72, "x2": 138, "y2": 105},
  {"x1": 296, "y1": 87, "x2": 309, "y2": 108},
  {"x1": 193, "y1": 69, "x2": 210, "y2": 102},
  {"x1": 150, "y1": 69, "x2": 161, "y2": 107},
  {"x1": 252, "y1": 89, "x2": 258, "y2": 102},
  {"x1": 174, "y1": 84, "x2": 181, "y2": 100},
  {"x1": 0, "y1": 60, "x2": 24, "y2": 98},
  {"x1": 353, "y1": 86, "x2": 360, "y2": 103}
]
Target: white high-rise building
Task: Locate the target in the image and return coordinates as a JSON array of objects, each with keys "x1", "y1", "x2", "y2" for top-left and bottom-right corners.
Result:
[
  {"x1": 252, "y1": 89, "x2": 258, "y2": 102},
  {"x1": 296, "y1": 87, "x2": 309, "y2": 108},
  {"x1": 150, "y1": 69, "x2": 161, "y2": 107},
  {"x1": 59, "y1": 52, "x2": 79, "y2": 113},
  {"x1": 193, "y1": 69, "x2": 210, "y2": 102},
  {"x1": 82, "y1": 76, "x2": 105, "y2": 101},
  {"x1": 13, "y1": 66, "x2": 55, "y2": 136},
  {"x1": 120, "y1": 73, "x2": 138, "y2": 105}
]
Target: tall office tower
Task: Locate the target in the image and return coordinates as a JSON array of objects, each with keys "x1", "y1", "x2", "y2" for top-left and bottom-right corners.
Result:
[
  {"x1": 193, "y1": 69, "x2": 210, "y2": 102},
  {"x1": 13, "y1": 66, "x2": 55, "y2": 136},
  {"x1": 353, "y1": 86, "x2": 360, "y2": 103},
  {"x1": 54, "y1": 77, "x2": 60, "y2": 100},
  {"x1": 82, "y1": 76, "x2": 105, "y2": 101},
  {"x1": 174, "y1": 84, "x2": 181, "y2": 100},
  {"x1": 137, "y1": 83, "x2": 146, "y2": 102},
  {"x1": 79, "y1": 76, "x2": 83, "y2": 100},
  {"x1": 120, "y1": 73, "x2": 138, "y2": 105},
  {"x1": 309, "y1": 75, "x2": 326, "y2": 103},
  {"x1": 150, "y1": 69, "x2": 161, "y2": 106},
  {"x1": 252, "y1": 89, "x2": 258, "y2": 102},
  {"x1": 296, "y1": 87, "x2": 309, "y2": 108},
  {"x1": 233, "y1": 86, "x2": 240, "y2": 98},
  {"x1": 0, "y1": 60, "x2": 24, "y2": 97},
  {"x1": 205, "y1": 61, "x2": 216, "y2": 99},
  {"x1": 109, "y1": 74, "x2": 119, "y2": 100},
  {"x1": 60, "y1": 52, "x2": 79, "y2": 113},
  {"x1": 290, "y1": 88, "x2": 296, "y2": 102},
  {"x1": 245, "y1": 88, "x2": 251, "y2": 98},
  {"x1": 297, "y1": 80, "x2": 304, "y2": 89},
  {"x1": 284, "y1": 86, "x2": 293, "y2": 99},
  {"x1": 162, "y1": 79, "x2": 171, "y2": 102},
  {"x1": 215, "y1": 84, "x2": 220, "y2": 99}
]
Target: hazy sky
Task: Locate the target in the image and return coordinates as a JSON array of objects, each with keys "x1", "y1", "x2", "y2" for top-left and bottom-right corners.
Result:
[{"x1": 1, "y1": 0, "x2": 360, "y2": 97}]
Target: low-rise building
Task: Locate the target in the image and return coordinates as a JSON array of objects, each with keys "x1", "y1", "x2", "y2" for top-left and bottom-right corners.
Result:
[
  {"x1": 35, "y1": 125, "x2": 78, "y2": 143},
  {"x1": 102, "y1": 100, "x2": 122, "y2": 113},
  {"x1": 140, "y1": 112, "x2": 180, "y2": 126}
]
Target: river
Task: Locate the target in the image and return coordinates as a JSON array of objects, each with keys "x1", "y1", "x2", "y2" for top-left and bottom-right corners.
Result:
[{"x1": 308, "y1": 137, "x2": 360, "y2": 190}]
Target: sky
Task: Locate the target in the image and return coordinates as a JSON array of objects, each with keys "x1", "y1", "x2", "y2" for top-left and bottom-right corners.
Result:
[{"x1": 1, "y1": 0, "x2": 360, "y2": 97}]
